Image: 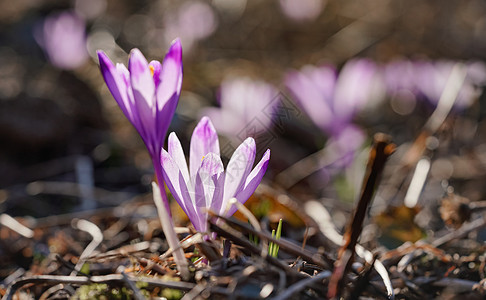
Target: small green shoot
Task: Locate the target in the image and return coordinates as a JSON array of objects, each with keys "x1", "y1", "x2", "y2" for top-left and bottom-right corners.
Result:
[
  {"x1": 248, "y1": 220, "x2": 259, "y2": 245},
  {"x1": 269, "y1": 219, "x2": 282, "y2": 257}
]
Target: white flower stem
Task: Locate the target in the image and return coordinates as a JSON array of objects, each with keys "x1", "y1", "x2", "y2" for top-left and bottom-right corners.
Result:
[{"x1": 151, "y1": 182, "x2": 190, "y2": 280}]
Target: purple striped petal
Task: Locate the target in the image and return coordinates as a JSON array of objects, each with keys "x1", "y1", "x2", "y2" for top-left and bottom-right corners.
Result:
[
  {"x1": 129, "y1": 49, "x2": 156, "y2": 149},
  {"x1": 225, "y1": 149, "x2": 270, "y2": 216},
  {"x1": 223, "y1": 137, "x2": 256, "y2": 201},
  {"x1": 154, "y1": 40, "x2": 183, "y2": 145},
  {"x1": 194, "y1": 153, "x2": 224, "y2": 231},
  {"x1": 115, "y1": 63, "x2": 141, "y2": 131},
  {"x1": 167, "y1": 132, "x2": 190, "y2": 188},
  {"x1": 156, "y1": 39, "x2": 183, "y2": 112},
  {"x1": 189, "y1": 117, "x2": 220, "y2": 181},
  {"x1": 160, "y1": 149, "x2": 198, "y2": 227},
  {"x1": 209, "y1": 167, "x2": 225, "y2": 222},
  {"x1": 97, "y1": 51, "x2": 133, "y2": 123}
]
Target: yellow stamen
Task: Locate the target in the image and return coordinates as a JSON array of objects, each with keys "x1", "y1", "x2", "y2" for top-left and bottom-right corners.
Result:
[
  {"x1": 201, "y1": 156, "x2": 205, "y2": 162},
  {"x1": 149, "y1": 65, "x2": 155, "y2": 76}
]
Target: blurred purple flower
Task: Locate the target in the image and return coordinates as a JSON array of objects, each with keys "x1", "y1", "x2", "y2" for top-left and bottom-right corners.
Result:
[
  {"x1": 279, "y1": 0, "x2": 326, "y2": 22},
  {"x1": 161, "y1": 117, "x2": 270, "y2": 232},
  {"x1": 164, "y1": 1, "x2": 217, "y2": 53},
  {"x1": 284, "y1": 60, "x2": 383, "y2": 170},
  {"x1": 36, "y1": 11, "x2": 89, "y2": 70},
  {"x1": 413, "y1": 60, "x2": 486, "y2": 108},
  {"x1": 202, "y1": 77, "x2": 279, "y2": 138},
  {"x1": 384, "y1": 59, "x2": 419, "y2": 96},
  {"x1": 285, "y1": 59, "x2": 381, "y2": 137},
  {"x1": 97, "y1": 39, "x2": 183, "y2": 209}
]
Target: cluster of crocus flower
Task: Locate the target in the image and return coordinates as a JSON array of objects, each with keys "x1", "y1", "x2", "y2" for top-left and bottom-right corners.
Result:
[
  {"x1": 97, "y1": 39, "x2": 189, "y2": 276},
  {"x1": 35, "y1": 11, "x2": 89, "y2": 70},
  {"x1": 202, "y1": 76, "x2": 279, "y2": 139},
  {"x1": 97, "y1": 40, "x2": 182, "y2": 211},
  {"x1": 285, "y1": 59, "x2": 382, "y2": 139},
  {"x1": 284, "y1": 59, "x2": 383, "y2": 168},
  {"x1": 97, "y1": 40, "x2": 270, "y2": 242}
]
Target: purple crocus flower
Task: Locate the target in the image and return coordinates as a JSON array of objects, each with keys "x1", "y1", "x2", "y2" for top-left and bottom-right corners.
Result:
[
  {"x1": 97, "y1": 39, "x2": 182, "y2": 210},
  {"x1": 384, "y1": 59, "x2": 419, "y2": 96},
  {"x1": 202, "y1": 77, "x2": 279, "y2": 138},
  {"x1": 36, "y1": 11, "x2": 89, "y2": 70},
  {"x1": 284, "y1": 60, "x2": 383, "y2": 171},
  {"x1": 285, "y1": 59, "x2": 381, "y2": 138},
  {"x1": 161, "y1": 116, "x2": 270, "y2": 232}
]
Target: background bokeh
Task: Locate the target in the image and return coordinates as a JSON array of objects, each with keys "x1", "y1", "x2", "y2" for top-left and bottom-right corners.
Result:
[{"x1": 1, "y1": 0, "x2": 486, "y2": 231}]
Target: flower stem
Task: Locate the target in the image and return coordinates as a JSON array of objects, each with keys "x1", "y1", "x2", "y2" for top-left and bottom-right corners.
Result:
[{"x1": 151, "y1": 182, "x2": 190, "y2": 280}]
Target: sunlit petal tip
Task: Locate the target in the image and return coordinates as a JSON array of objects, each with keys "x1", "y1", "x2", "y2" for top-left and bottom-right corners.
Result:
[
  {"x1": 251, "y1": 149, "x2": 271, "y2": 179},
  {"x1": 160, "y1": 148, "x2": 173, "y2": 165},
  {"x1": 194, "y1": 116, "x2": 217, "y2": 140},
  {"x1": 190, "y1": 116, "x2": 220, "y2": 179},
  {"x1": 222, "y1": 137, "x2": 257, "y2": 201},
  {"x1": 255, "y1": 149, "x2": 271, "y2": 173},
  {"x1": 96, "y1": 50, "x2": 107, "y2": 61},
  {"x1": 168, "y1": 38, "x2": 183, "y2": 60},
  {"x1": 97, "y1": 50, "x2": 114, "y2": 71},
  {"x1": 128, "y1": 48, "x2": 150, "y2": 76},
  {"x1": 168, "y1": 131, "x2": 179, "y2": 143},
  {"x1": 167, "y1": 132, "x2": 187, "y2": 165},
  {"x1": 261, "y1": 148, "x2": 271, "y2": 163},
  {"x1": 242, "y1": 137, "x2": 256, "y2": 151},
  {"x1": 225, "y1": 148, "x2": 270, "y2": 217}
]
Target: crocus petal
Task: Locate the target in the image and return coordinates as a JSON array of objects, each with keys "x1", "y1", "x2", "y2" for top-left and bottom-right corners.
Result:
[
  {"x1": 157, "y1": 39, "x2": 183, "y2": 111},
  {"x1": 179, "y1": 172, "x2": 202, "y2": 230},
  {"x1": 189, "y1": 116, "x2": 220, "y2": 181},
  {"x1": 167, "y1": 132, "x2": 190, "y2": 187},
  {"x1": 129, "y1": 49, "x2": 156, "y2": 109},
  {"x1": 223, "y1": 137, "x2": 256, "y2": 201},
  {"x1": 209, "y1": 168, "x2": 225, "y2": 221},
  {"x1": 97, "y1": 51, "x2": 133, "y2": 123},
  {"x1": 114, "y1": 63, "x2": 142, "y2": 130},
  {"x1": 160, "y1": 148, "x2": 188, "y2": 210},
  {"x1": 225, "y1": 149, "x2": 270, "y2": 216},
  {"x1": 129, "y1": 49, "x2": 156, "y2": 150},
  {"x1": 154, "y1": 40, "x2": 183, "y2": 144},
  {"x1": 160, "y1": 149, "x2": 198, "y2": 226},
  {"x1": 194, "y1": 153, "x2": 224, "y2": 231}
]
